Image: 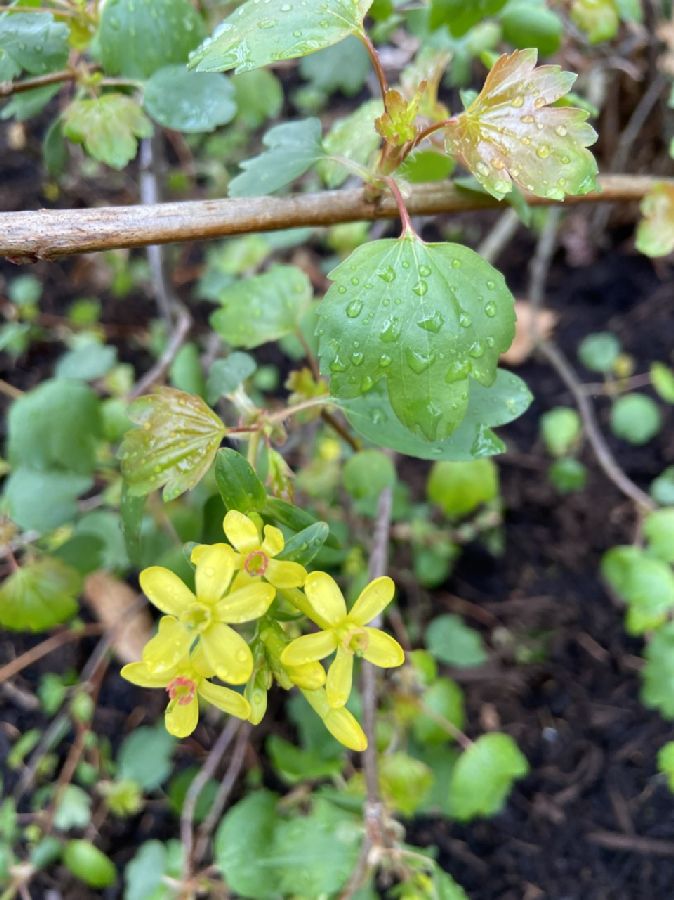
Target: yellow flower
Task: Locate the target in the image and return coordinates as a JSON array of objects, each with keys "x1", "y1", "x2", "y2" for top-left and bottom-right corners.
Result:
[
  {"x1": 281, "y1": 572, "x2": 405, "y2": 709},
  {"x1": 139, "y1": 543, "x2": 275, "y2": 684},
  {"x1": 221, "y1": 510, "x2": 307, "y2": 589},
  {"x1": 121, "y1": 647, "x2": 250, "y2": 738},
  {"x1": 302, "y1": 687, "x2": 368, "y2": 751}
]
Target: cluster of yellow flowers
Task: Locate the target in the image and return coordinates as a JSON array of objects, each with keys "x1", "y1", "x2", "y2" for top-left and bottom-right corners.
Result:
[{"x1": 122, "y1": 511, "x2": 404, "y2": 749}]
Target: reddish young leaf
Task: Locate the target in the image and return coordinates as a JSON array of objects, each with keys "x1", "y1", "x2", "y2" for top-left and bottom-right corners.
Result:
[{"x1": 444, "y1": 49, "x2": 598, "y2": 201}]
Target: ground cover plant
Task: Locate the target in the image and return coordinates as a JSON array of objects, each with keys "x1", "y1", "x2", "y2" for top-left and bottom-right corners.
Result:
[{"x1": 0, "y1": 0, "x2": 673, "y2": 897}]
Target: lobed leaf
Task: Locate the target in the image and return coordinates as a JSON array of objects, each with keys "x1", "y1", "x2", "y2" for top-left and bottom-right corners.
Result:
[
  {"x1": 444, "y1": 49, "x2": 598, "y2": 200},
  {"x1": 63, "y1": 94, "x2": 153, "y2": 170},
  {"x1": 317, "y1": 99, "x2": 382, "y2": 188},
  {"x1": 119, "y1": 387, "x2": 226, "y2": 501},
  {"x1": 318, "y1": 235, "x2": 516, "y2": 441},
  {"x1": 0, "y1": 557, "x2": 81, "y2": 632},
  {"x1": 143, "y1": 66, "x2": 236, "y2": 133},
  {"x1": 447, "y1": 732, "x2": 528, "y2": 821},
  {"x1": 636, "y1": 182, "x2": 674, "y2": 257},
  {"x1": 210, "y1": 265, "x2": 313, "y2": 348},
  {"x1": 0, "y1": 12, "x2": 69, "y2": 81},
  {"x1": 189, "y1": 0, "x2": 373, "y2": 74}
]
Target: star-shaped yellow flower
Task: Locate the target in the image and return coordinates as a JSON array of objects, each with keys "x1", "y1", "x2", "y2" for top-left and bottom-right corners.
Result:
[
  {"x1": 121, "y1": 646, "x2": 250, "y2": 738},
  {"x1": 281, "y1": 572, "x2": 405, "y2": 709},
  {"x1": 221, "y1": 510, "x2": 307, "y2": 589},
  {"x1": 139, "y1": 543, "x2": 275, "y2": 685}
]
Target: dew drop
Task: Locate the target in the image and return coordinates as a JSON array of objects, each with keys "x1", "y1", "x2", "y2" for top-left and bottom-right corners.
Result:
[
  {"x1": 329, "y1": 354, "x2": 348, "y2": 373},
  {"x1": 379, "y1": 353, "x2": 392, "y2": 367},
  {"x1": 380, "y1": 317, "x2": 401, "y2": 342},
  {"x1": 405, "y1": 348, "x2": 435, "y2": 374},
  {"x1": 451, "y1": 258, "x2": 461, "y2": 269},
  {"x1": 360, "y1": 375, "x2": 374, "y2": 392},
  {"x1": 476, "y1": 161, "x2": 489, "y2": 177},
  {"x1": 536, "y1": 145, "x2": 550, "y2": 159},
  {"x1": 534, "y1": 97, "x2": 545, "y2": 109},
  {"x1": 346, "y1": 299, "x2": 363, "y2": 318},
  {"x1": 418, "y1": 264, "x2": 432, "y2": 277},
  {"x1": 351, "y1": 351, "x2": 364, "y2": 366},
  {"x1": 351, "y1": 277, "x2": 360, "y2": 286},
  {"x1": 458, "y1": 312, "x2": 472, "y2": 328},
  {"x1": 555, "y1": 124, "x2": 567, "y2": 137},
  {"x1": 445, "y1": 359, "x2": 470, "y2": 382},
  {"x1": 417, "y1": 311, "x2": 444, "y2": 333},
  {"x1": 378, "y1": 266, "x2": 396, "y2": 283},
  {"x1": 412, "y1": 280, "x2": 428, "y2": 297},
  {"x1": 468, "y1": 340, "x2": 485, "y2": 359},
  {"x1": 512, "y1": 95, "x2": 524, "y2": 108},
  {"x1": 484, "y1": 300, "x2": 497, "y2": 318},
  {"x1": 337, "y1": 285, "x2": 347, "y2": 295}
]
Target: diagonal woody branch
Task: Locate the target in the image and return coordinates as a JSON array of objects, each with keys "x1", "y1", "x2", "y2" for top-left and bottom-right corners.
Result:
[{"x1": 0, "y1": 175, "x2": 663, "y2": 263}]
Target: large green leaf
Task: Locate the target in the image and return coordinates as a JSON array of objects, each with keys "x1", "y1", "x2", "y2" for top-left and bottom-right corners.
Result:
[
  {"x1": 7, "y1": 379, "x2": 102, "y2": 475},
  {"x1": 229, "y1": 119, "x2": 324, "y2": 198},
  {"x1": 214, "y1": 790, "x2": 280, "y2": 900},
  {"x1": 299, "y1": 35, "x2": 370, "y2": 96},
  {"x1": 0, "y1": 12, "x2": 69, "y2": 81},
  {"x1": 4, "y1": 469, "x2": 92, "y2": 533},
  {"x1": 119, "y1": 388, "x2": 226, "y2": 501},
  {"x1": 338, "y1": 369, "x2": 531, "y2": 459},
  {"x1": 99, "y1": 0, "x2": 205, "y2": 79},
  {"x1": 444, "y1": 49, "x2": 598, "y2": 200},
  {"x1": 318, "y1": 235, "x2": 516, "y2": 441},
  {"x1": 189, "y1": 0, "x2": 373, "y2": 74},
  {"x1": 143, "y1": 66, "x2": 236, "y2": 133},
  {"x1": 429, "y1": 0, "x2": 507, "y2": 35},
  {"x1": 63, "y1": 94, "x2": 152, "y2": 170},
  {"x1": 447, "y1": 732, "x2": 528, "y2": 821},
  {"x1": 210, "y1": 265, "x2": 313, "y2": 348},
  {"x1": 0, "y1": 557, "x2": 81, "y2": 632}
]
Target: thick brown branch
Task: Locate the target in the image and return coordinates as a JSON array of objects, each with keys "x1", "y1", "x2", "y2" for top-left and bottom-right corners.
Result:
[{"x1": 0, "y1": 175, "x2": 662, "y2": 263}]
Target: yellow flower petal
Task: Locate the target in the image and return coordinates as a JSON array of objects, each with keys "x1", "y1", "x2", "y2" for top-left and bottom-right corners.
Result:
[
  {"x1": 301, "y1": 687, "x2": 330, "y2": 719},
  {"x1": 198, "y1": 681, "x2": 251, "y2": 719},
  {"x1": 279, "y1": 588, "x2": 331, "y2": 628},
  {"x1": 142, "y1": 616, "x2": 193, "y2": 674},
  {"x1": 139, "y1": 566, "x2": 195, "y2": 616},
  {"x1": 190, "y1": 642, "x2": 216, "y2": 679},
  {"x1": 200, "y1": 622, "x2": 253, "y2": 684},
  {"x1": 261, "y1": 524, "x2": 284, "y2": 557},
  {"x1": 165, "y1": 695, "x2": 199, "y2": 738},
  {"x1": 286, "y1": 661, "x2": 326, "y2": 690},
  {"x1": 266, "y1": 558, "x2": 307, "y2": 589},
  {"x1": 348, "y1": 576, "x2": 395, "y2": 626},
  {"x1": 281, "y1": 630, "x2": 338, "y2": 667},
  {"x1": 324, "y1": 707, "x2": 368, "y2": 752},
  {"x1": 120, "y1": 661, "x2": 171, "y2": 688},
  {"x1": 223, "y1": 510, "x2": 260, "y2": 553},
  {"x1": 326, "y1": 646, "x2": 354, "y2": 708},
  {"x1": 303, "y1": 571, "x2": 347, "y2": 626},
  {"x1": 361, "y1": 627, "x2": 405, "y2": 668},
  {"x1": 214, "y1": 581, "x2": 275, "y2": 624},
  {"x1": 194, "y1": 544, "x2": 237, "y2": 602}
]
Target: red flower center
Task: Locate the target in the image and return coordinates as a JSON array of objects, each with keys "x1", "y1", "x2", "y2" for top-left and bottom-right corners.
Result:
[
  {"x1": 244, "y1": 549, "x2": 269, "y2": 577},
  {"x1": 166, "y1": 676, "x2": 196, "y2": 706}
]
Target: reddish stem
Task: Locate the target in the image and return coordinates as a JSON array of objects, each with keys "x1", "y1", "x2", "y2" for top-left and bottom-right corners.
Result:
[
  {"x1": 385, "y1": 177, "x2": 414, "y2": 236},
  {"x1": 358, "y1": 31, "x2": 388, "y2": 102}
]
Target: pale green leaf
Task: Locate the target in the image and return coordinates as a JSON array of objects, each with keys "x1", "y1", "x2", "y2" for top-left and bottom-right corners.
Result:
[
  {"x1": 499, "y1": 1, "x2": 563, "y2": 56},
  {"x1": 189, "y1": 0, "x2": 373, "y2": 74},
  {"x1": 379, "y1": 753, "x2": 433, "y2": 816},
  {"x1": 571, "y1": 0, "x2": 619, "y2": 43},
  {"x1": 0, "y1": 12, "x2": 69, "y2": 80},
  {"x1": 232, "y1": 69, "x2": 283, "y2": 127},
  {"x1": 118, "y1": 726, "x2": 175, "y2": 790},
  {"x1": 0, "y1": 557, "x2": 81, "y2": 632},
  {"x1": 342, "y1": 450, "x2": 396, "y2": 500},
  {"x1": 539, "y1": 406, "x2": 581, "y2": 457},
  {"x1": 299, "y1": 36, "x2": 370, "y2": 96},
  {"x1": 642, "y1": 622, "x2": 674, "y2": 718},
  {"x1": 427, "y1": 460, "x2": 498, "y2": 518},
  {"x1": 229, "y1": 119, "x2": 324, "y2": 197},
  {"x1": 119, "y1": 387, "x2": 226, "y2": 501},
  {"x1": 63, "y1": 94, "x2": 152, "y2": 170},
  {"x1": 577, "y1": 331, "x2": 620, "y2": 372},
  {"x1": 658, "y1": 742, "x2": 674, "y2": 791},
  {"x1": 143, "y1": 66, "x2": 236, "y2": 133},
  {"x1": 318, "y1": 235, "x2": 516, "y2": 441},
  {"x1": 4, "y1": 468, "x2": 92, "y2": 533},
  {"x1": 426, "y1": 614, "x2": 488, "y2": 667},
  {"x1": 413, "y1": 677, "x2": 466, "y2": 745},
  {"x1": 448, "y1": 732, "x2": 528, "y2": 821},
  {"x1": 644, "y1": 509, "x2": 674, "y2": 564},
  {"x1": 210, "y1": 265, "x2": 313, "y2": 348},
  {"x1": 206, "y1": 352, "x2": 256, "y2": 404},
  {"x1": 317, "y1": 99, "x2": 382, "y2": 188},
  {"x1": 429, "y1": 0, "x2": 507, "y2": 35},
  {"x1": 651, "y1": 362, "x2": 674, "y2": 403},
  {"x1": 214, "y1": 791, "x2": 280, "y2": 900},
  {"x1": 444, "y1": 49, "x2": 598, "y2": 200},
  {"x1": 99, "y1": 0, "x2": 205, "y2": 79},
  {"x1": 337, "y1": 369, "x2": 531, "y2": 459},
  {"x1": 602, "y1": 546, "x2": 674, "y2": 635},
  {"x1": 637, "y1": 183, "x2": 674, "y2": 257},
  {"x1": 610, "y1": 393, "x2": 662, "y2": 445}
]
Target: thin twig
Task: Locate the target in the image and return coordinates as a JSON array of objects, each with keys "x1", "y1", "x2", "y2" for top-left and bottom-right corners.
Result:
[
  {"x1": 0, "y1": 624, "x2": 102, "y2": 685},
  {"x1": 0, "y1": 68, "x2": 77, "y2": 97},
  {"x1": 0, "y1": 175, "x2": 665, "y2": 262},
  {"x1": 477, "y1": 208, "x2": 521, "y2": 265},
  {"x1": 128, "y1": 304, "x2": 192, "y2": 399},
  {"x1": 359, "y1": 31, "x2": 388, "y2": 100}
]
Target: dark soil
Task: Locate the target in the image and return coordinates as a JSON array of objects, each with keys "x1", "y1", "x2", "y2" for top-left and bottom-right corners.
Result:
[{"x1": 2, "y1": 116, "x2": 674, "y2": 900}]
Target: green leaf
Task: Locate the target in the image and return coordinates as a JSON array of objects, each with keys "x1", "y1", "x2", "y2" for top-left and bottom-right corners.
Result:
[
  {"x1": 499, "y1": 2, "x2": 563, "y2": 55},
  {"x1": 214, "y1": 790, "x2": 280, "y2": 900},
  {"x1": 299, "y1": 36, "x2": 370, "y2": 96},
  {"x1": 211, "y1": 265, "x2": 313, "y2": 348},
  {"x1": 99, "y1": 0, "x2": 205, "y2": 78},
  {"x1": 610, "y1": 393, "x2": 662, "y2": 445},
  {"x1": 539, "y1": 406, "x2": 581, "y2": 457},
  {"x1": 169, "y1": 343, "x2": 206, "y2": 398},
  {"x1": 189, "y1": 0, "x2": 373, "y2": 74},
  {"x1": 143, "y1": 66, "x2": 236, "y2": 133},
  {"x1": 413, "y1": 677, "x2": 466, "y2": 745},
  {"x1": 206, "y1": 352, "x2": 256, "y2": 404},
  {"x1": 429, "y1": 0, "x2": 507, "y2": 35},
  {"x1": 264, "y1": 497, "x2": 340, "y2": 549},
  {"x1": 651, "y1": 362, "x2": 674, "y2": 403},
  {"x1": 8, "y1": 378, "x2": 102, "y2": 475},
  {"x1": 343, "y1": 450, "x2": 396, "y2": 500},
  {"x1": 232, "y1": 69, "x2": 283, "y2": 128},
  {"x1": 63, "y1": 94, "x2": 153, "y2": 170},
  {"x1": 658, "y1": 742, "x2": 674, "y2": 791},
  {"x1": 602, "y1": 546, "x2": 674, "y2": 635},
  {"x1": 448, "y1": 732, "x2": 528, "y2": 821},
  {"x1": 214, "y1": 448, "x2": 267, "y2": 514},
  {"x1": 318, "y1": 235, "x2": 516, "y2": 441},
  {"x1": 398, "y1": 149, "x2": 455, "y2": 184},
  {"x1": 338, "y1": 368, "x2": 531, "y2": 459},
  {"x1": 117, "y1": 726, "x2": 175, "y2": 791},
  {"x1": 444, "y1": 49, "x2": 597, "y2": 201},
  {"x1": 641, "y1": 622, "x2": 674, "y2": 718},
  {"x1": 54, "y1": 785, "x2": 91, "y2": 831},
  {"x1": 651, "y1": 468, "x2": 674, "y2": 506},
  {"x1": 56, "y1": 340, "x2": 117, "y2": 381},
  {"x1": 63, "y1": 840, "x2": 116, "y2": 889},
  {"x1": 577, "y1": 331, "x2": 620, "y2": 372},
  {"x1": 125, "y1": 840, "x2": 182, "y2": 900},
  {"x1": 0, "y1": 557, "x2": 81, "y2": 632},
  {"x1": 426, "y1": 614, "x2": 488, "y2": 667},
  {"x1": 636, "y1": 182, "x2": 674, "y2": 258},
  {"x1": 4, "y1": 468, "x2": 92, "y2": 533},
  {"x1": 119, "y1": 387, "x2": 226, "y2": 501},
  {"x1": 277, "y1": 522, "x2": 330, "y2": 565},
  {"x1": 229, "y1": 119, "x2": 324, "y2": 198},
  {"x1": 267, "y1": 735, "x2": 343, "y2": 784},
  {"x1": 0, "y1": 12, "x2": 69, "y2": 80},
  {"x1": 548, "y1": 457, "x2": 587, "y2": 494},
  {"x1": 571, "y1": 0, "x2": 619, "y2": 43},
  {"x1": 379, "y1": 752, "x2": 433, "y2": 816},
  {"x1": 644, "y1": 509, "x2": 674, "y2": 564},
  {"x1": 317, "y1": 100, "x2": 382, "y2": 188},
  {"x1": 1, "y1": 83, "x2": 60, "y2": 122},
  {"x1": 428, "y1": 459, "x2": 498, "y2": 518}
]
